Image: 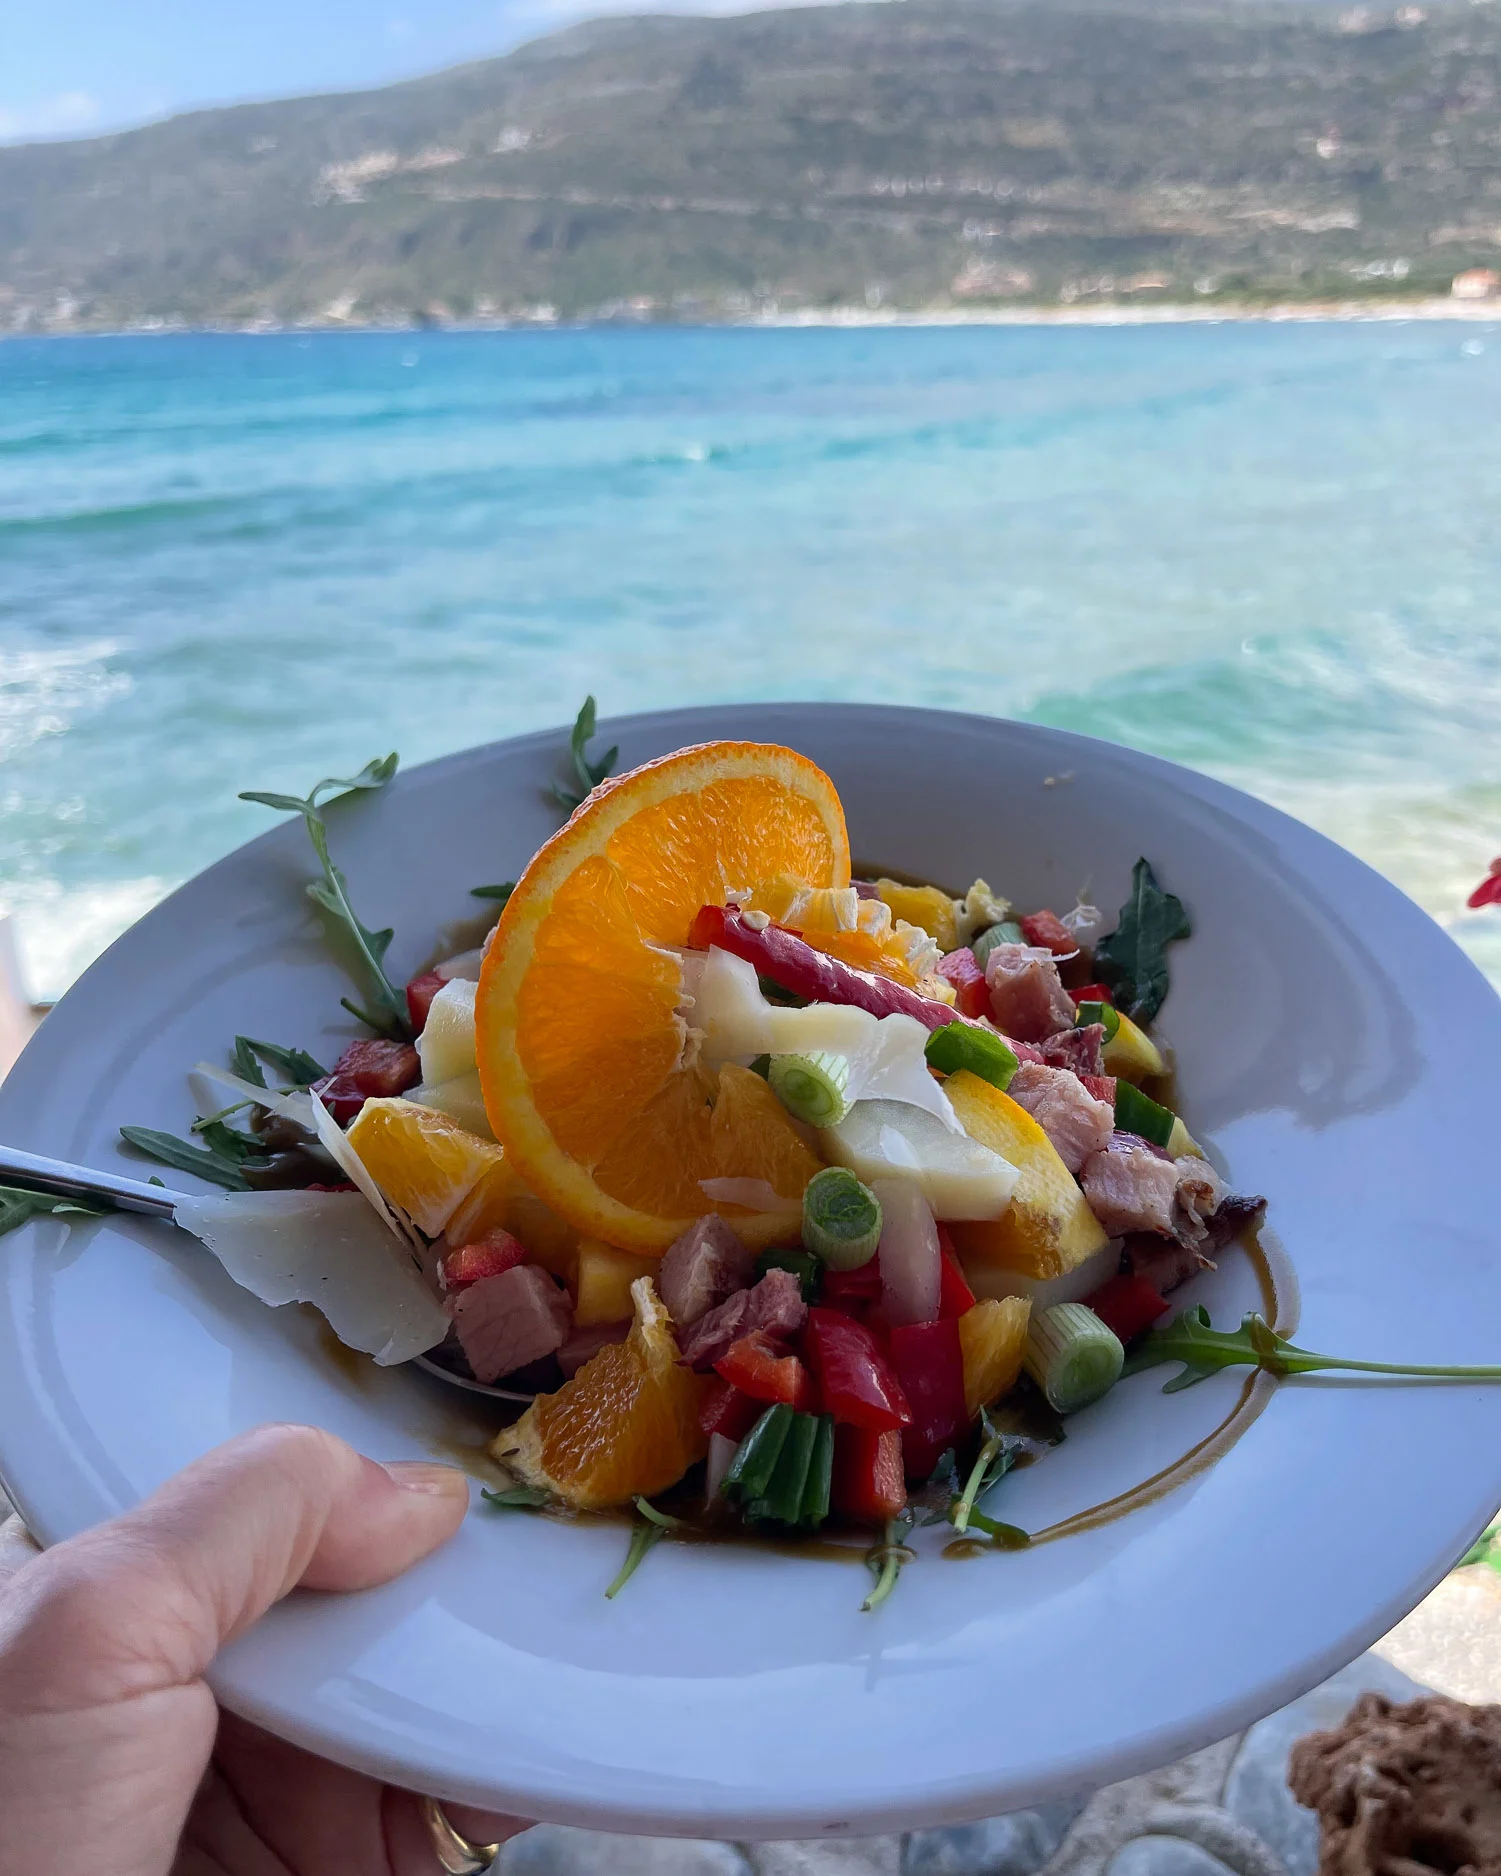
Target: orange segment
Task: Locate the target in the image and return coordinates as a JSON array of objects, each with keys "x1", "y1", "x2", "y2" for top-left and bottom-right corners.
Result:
[
  {"x1": 477, "y1": 740, "x2": 849, "y2": 1251},
  {"x1": 493, "y1": 1277, "x2": 709, "y2": 1508},
  {"x1": 345, "y1": 1098, "x2": 502, "y2": 1237},
  {"x1": 739, "y1": 876, "x2": 922, "y2": 986},
  {"x1": 444, "y1": 1158, "x2": 580, "y2": 1283}
]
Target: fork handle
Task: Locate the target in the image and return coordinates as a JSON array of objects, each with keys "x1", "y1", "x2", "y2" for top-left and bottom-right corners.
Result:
[{"x1": 0, "y1": 1145, "x2": 183, "y2": 1219}]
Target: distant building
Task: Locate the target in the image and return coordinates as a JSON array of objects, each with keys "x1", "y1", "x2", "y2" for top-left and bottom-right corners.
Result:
[{"x1": 1451, "y1": 268, "x2": 1501, "y2": 301}]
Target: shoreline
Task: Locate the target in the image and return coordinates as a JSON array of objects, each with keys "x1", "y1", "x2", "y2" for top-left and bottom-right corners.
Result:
[{"x1": 5, "y1": 296, "x2": 1501, "y2": 340}]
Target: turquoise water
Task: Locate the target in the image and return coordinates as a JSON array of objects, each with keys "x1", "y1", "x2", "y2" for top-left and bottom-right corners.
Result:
[{"x1": 2, "y1": 323, "x2": 1500, "y2": 997}]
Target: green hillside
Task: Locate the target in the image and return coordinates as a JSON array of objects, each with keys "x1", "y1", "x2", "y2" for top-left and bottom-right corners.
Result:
[{"x1": 3, "y1": 0, "x2": 1499, "y2": 327}]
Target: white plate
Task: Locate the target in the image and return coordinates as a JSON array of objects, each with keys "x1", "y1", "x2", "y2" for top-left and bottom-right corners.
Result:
[{"x1": 1, "y1": 704, "x2": 1499, "y2": 1839}]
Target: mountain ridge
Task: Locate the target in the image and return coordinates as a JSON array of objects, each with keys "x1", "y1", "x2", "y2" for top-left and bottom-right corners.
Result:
[{"x1": 3, "y1": 0, "x2": 1499, "y2": 328}]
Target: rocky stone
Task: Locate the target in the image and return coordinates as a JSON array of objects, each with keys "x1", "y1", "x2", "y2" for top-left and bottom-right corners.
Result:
[
  {"x1": 1044, "y1": 1736, "x2": 1244, "y2": 1876},
  {"x1": 499, "y1": 1826, "x2": 754, "y2": 1874},
  {"x1": 1373, "y1": 1565, "x2": 1501, "y2": 1704},
  {"x1": 1222, "y1": 1655, "x2": 1427, "y2": 1876},
  {"x1": 746, "y1": 1837, "x2": 904, "y2": 1876},
  {"x1": 902, "y1": 1796, "x2": 1088, "y2": 1875},
  {"x1": 1106, "y1": 1834, "x2": 1237, "y2": 1876}
]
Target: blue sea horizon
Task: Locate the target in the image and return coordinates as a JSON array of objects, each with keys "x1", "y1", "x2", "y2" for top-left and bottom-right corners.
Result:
[{"x1": 1, "y1": 322, "x2": 1499, "y2": 997}]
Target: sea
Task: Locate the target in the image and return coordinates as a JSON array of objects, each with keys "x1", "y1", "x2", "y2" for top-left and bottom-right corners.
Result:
[{"x1": 2, "y1": 321, "x2": 1500, "y2": 1001}]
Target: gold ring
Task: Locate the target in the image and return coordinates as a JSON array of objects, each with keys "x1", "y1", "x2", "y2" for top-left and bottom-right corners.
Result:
[{"x1": 421, "y1": 1796, "x2": 504, "y2": 1874}]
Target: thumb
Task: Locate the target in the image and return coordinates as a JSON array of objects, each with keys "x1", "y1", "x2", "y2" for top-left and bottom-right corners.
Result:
[{"x1": 0, "y1": 1423, "x2": 470, "y2": 1712}]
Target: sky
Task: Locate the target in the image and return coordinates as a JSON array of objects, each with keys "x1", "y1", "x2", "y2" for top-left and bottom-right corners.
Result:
[{"x1": 0, "y1": 0, "x2": 779, "y2": 142}]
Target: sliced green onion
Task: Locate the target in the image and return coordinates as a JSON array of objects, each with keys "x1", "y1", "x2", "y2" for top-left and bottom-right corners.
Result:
[
  {"x1": 769, "y1": 1051, "x2": 852, "y2": 1127},
  {"x1": 1075, "y1": 999, "x2": 1121, "y2": 1042},
  {"x1": 1024, "y1": 1303, "x2": 1125, "y2": 1414},
  {"x1": 924, "y1": 1021, "x2": 1020, "y2": 1092},
  {"x1": 972, "y1": 921, "x2": 1026, "y2": 968},
  {"x1": 723, "y1": 1403, "x2": 793, "y2": 1503},
  {"x1": 801, "y1": 1416, "x2": 835, "y2": 1529},
  {"x1": 755, "y1": 1246, "x2": 823, "y2": 1302},
  {"x1": 802, "y1": 1166, "x2": 883, "y2": 1270},
  {"x1": 1114, "y1": 1080, "x2": 1176, "y2": 1149},
  {"x1": 762, "y1": 1411, "x2": 819, "y2": 1526}
]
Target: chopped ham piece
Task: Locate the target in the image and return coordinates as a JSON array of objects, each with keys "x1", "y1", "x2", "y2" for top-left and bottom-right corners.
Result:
[
  {"x1": 449, "y1": 1264, "x2": 571, "y2": 1384},
  {"x1": 312, "y1": 1040, "x2": 422, "y2": 1124},
  {"x1": 1038, "y1": 1023, "x2": 1105, "y2": 1077},
  {"x1": 677, "y1": 1268, "x2": 807, "y2": 1371},
  {"x1": 985, "y1": 944, "x2": 1077, "y2": 1043},
  {"x1": 556, "y1": 1320, "x2": 630, "y2": 1379},
  {"x1": 1124, "y1": 1233, "x2": 1210, "y2": 1294},
  {"x1": 1202, "y1": 1191, "x2": 1267, "y2": 1252},
  {"x1": 657, "y1": 1214, "x2": 756, "y2": 1326},
  {"x1": 1006, "y1": 1062, "x2": 1116, "y2": 1175},
  {"x1": 1081, "y1": 1133, "x2": 1181, "y2": 1238}
]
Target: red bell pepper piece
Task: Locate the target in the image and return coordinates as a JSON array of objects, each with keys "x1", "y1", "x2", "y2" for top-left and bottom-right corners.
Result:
[
  {"x1": 1084, "y1": 1271, "x2": 1169, "y2": 1345},
  {"x1": 1019, "y1": 910, "x2": 1077, "y2": 956},
  {"x1": 803, "y1": 1307, "x2": 912, "y2": 1431},
  {"x1": 687, "y1": 903, "x2": 964, "y2": 1033},
  {"x1": 888, "y1": 1318, "x2": 971, "y2": 1481},
  {"x1": 1080, "y1": 1073, "x2": 1117, "y2": 1105},
  {"x1": 1469, "y1": 862, "x2": 1501, "y2": 909},
  {"x1": 1069, "y1": 982, "x2": 1116, "y2": 1007},
  {"x1": 714, "y1": 1331, "x2": 817, "y2": 1411},
  {"x1": 831, "y1": 1425, "x2": 907, "y2": 1526},
  {"x1": 937, "y1": 1227, "x2": 977, "y2": 1320},
  {"x1": 698, "y1": 1378, "x2": 766, "y2": 1444},
  {"x1": 312, "y1": 1039, "x2": 422, "y2": 1124},
  {"x1": 935, "y1": 948, "x2": 990, "y2": 1019},
  {"x1": 818, "y1": 1261, "x2": 884, "y2": 1322},
  {"x1": 442, "y1": 1229, "x2": 528, "y2": 1290},
  {"x1": 406, "y1": 968, "x2": 448, "y2": 1034}
]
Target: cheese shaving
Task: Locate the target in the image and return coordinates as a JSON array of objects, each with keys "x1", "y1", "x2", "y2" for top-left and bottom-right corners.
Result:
[{"x1": 173, "y1": 1188, "x2": 449, "y2": 1365}]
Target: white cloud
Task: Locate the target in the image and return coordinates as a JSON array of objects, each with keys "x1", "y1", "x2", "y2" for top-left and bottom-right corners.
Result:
[{"x1": 0, "y1": 90, "x2": 102, "y2": 144}]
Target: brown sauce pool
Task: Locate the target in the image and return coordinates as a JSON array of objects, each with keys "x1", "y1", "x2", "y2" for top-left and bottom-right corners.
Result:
[{"x1": 380, "y1": 1221, "x2": 1296, "y2": 1571}]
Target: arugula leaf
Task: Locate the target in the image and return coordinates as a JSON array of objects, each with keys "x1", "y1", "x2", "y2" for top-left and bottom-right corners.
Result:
[
  {"x1": 1126, "y1": 1305, "x2": 1501, "y2": 1393},
  {"x1": 234, "y1": 1036, "x2": 327, "y2": 1089},
  {"x1": 1094, "y1": 858, "x2": 1192, "y2": 1025},
  {"x1": 119, "y1": 1125, "x2": 265, "y2": 1190},
  {"x1": 912, "y1": 1449, "x2": 962, "y2": 1526},
  {"x1": 231, "y1": 1036, "x2": 268, "y2": 1088},
  {"x1": 0, "y1": 1187, "x2": 108, "y2": 1240},
  {"x1": 548, "y1": 697, "x2": 619, "y2": 813},
  {"x1": 240, "y1": 756, "x2": 410, "y2": 1040},
  {"x1": 604, "y1": 1497, "x2": 683, "y2": 1599},
  {"x1": 862, "y1": 1510, "x2": 917, "y2": 1611},
  {"x1": 950, "y1": 1408, "x2": 1026, "y2": 1535},
  {"x1": 481, "y1": 1484, "x2": 553, "y2": 1511},
  {"x1": 470, "y1": 882, "x2": 516, "y2": 906}
]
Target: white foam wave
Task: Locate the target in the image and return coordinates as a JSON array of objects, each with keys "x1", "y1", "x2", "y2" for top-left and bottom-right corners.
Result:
[
  {"x1": 0, "y1": 641, "x2": 131, "y2": 763},
  {"x1": 0, "y1": 877, "x2": 172, "y2": 1003}
]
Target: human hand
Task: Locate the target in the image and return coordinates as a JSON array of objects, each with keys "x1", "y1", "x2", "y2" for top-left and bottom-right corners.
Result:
[{"x1": 0, "y1": 1424, "x2": 529, "y2": 1875}]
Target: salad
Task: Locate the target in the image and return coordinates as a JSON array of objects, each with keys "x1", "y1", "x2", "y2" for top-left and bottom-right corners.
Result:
[{"x1": 65, "y1": 707, "x2": 1495, "y2": 1607}]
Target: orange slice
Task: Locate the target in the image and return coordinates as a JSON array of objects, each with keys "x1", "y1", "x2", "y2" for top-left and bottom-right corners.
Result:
[
  {"x1": 345, "y1": 1097, "x2": 502, "y2": 1237},
  {"x1": 477, "y1": 740, "x2": 848, "y2": 1251},
  {"x1": 493, "y1": 1277, "x2": 709, "y2": 1508}
]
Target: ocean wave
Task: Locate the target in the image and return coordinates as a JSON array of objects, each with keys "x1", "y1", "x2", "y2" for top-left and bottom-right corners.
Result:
[
  {"x1": 0, "y1": 641, "x2": 131, "y2": 763},
  {"x1": 0, "y1": 875, "x2": 171, "y2": 1003}
]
